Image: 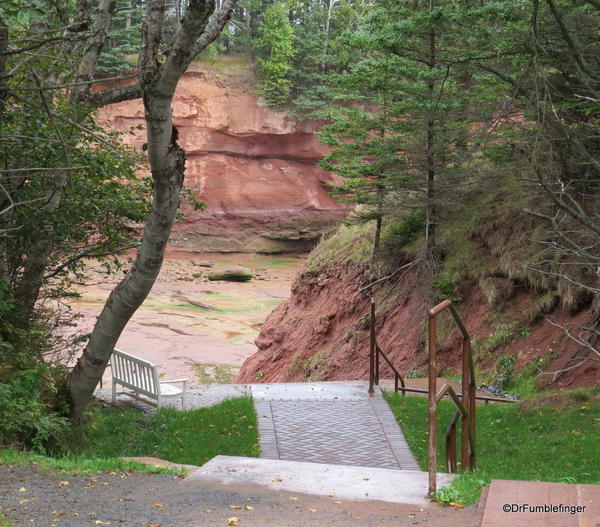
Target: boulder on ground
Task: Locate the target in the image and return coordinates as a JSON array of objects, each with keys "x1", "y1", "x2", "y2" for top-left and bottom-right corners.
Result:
[
  {"x1": 207, "y1": 266, "x2": 253, "y2": 282},
  {"x1": 194, "y1": 260, "x2": 214, "y2": 268}
]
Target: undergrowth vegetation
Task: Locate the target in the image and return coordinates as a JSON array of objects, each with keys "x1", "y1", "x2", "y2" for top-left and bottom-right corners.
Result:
[
  {"x1": 66, "y1": 397, "x2": 259, "y2": 467},
  {"x1": 305, "y1": 223, "x2": 373, "y2": 273},
  {"x1": 0, "y1": 397, "x2": 259, "y2": 476},
  {"x1": 385, "y1": 390, "x2": 600, "y2": 505}
]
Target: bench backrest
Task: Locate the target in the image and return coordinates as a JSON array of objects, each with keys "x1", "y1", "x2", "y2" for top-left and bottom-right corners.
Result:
[{"x1": 111, "y1": 348, "x2": 161, "y2": 399}]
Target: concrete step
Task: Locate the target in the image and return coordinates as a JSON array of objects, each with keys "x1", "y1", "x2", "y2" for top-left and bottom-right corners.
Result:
[{"x1": 186, "y1": 455, "x2": 454, "y2": 506}]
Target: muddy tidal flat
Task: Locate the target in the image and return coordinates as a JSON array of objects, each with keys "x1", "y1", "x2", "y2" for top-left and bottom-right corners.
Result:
[{"x1": 67, "y1": 252, "x2": 304, "y2": 386}]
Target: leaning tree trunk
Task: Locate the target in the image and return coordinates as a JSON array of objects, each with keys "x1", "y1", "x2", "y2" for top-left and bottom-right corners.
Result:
[
  {"x1": 67, "y1": 0, "x2": 237, "y2": 422},
  {"x1": 67, "y1": 127, "x2": 184, "y2": 421}
]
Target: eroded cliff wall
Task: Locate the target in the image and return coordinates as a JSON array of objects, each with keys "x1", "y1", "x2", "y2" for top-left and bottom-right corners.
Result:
[
  {"x1": 96, "y1": 69, "x2": 348, "y2": 252},
  {"x1": 236, "y1": 225, "x2": 599, "y2": 390}
]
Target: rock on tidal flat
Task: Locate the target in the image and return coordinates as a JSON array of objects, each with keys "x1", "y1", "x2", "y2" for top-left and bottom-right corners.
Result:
[{"x1": 207, "y1": 266, "x2": 253, "y2": 282}]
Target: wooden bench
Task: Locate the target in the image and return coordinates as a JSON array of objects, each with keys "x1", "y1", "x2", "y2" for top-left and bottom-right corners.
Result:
[{"x1": 110, "y1": 348, "x2": 187, "y2": 409}]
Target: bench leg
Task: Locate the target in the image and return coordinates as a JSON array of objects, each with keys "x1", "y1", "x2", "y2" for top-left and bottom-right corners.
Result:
[
  {"x1": 181, "y1": 381, "x2": 187, "y2": 410},
  {"x1": 112, "y1": 381, "x2": 117, "y2": 403}
]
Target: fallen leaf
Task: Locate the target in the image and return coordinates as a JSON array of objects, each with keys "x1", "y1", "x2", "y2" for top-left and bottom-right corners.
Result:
[
  {"x1": 288, "y1": 497, "x2": 298, "y2": 501},
  {"x1": 202, "y1": 509, "x2": 213, "y2": 513},
  {"x1": 85, "y1": 484, "x2": 96, "y2": 488},
  {"x1": 362, "y1": 477, "x2": 369, "y2": 481},
  {"x1": 272, "y1": 478, "x2": 283, "y2": 482},
  {"x1": 17, "y1": 487, "x2": 26, "y2": 493},
  {"x1": 328, "y1": 493, "x2": 336, "y2": 497},
  {"x1": 153, "y1": 503, "x2": 165, "y2": 509},
  {"x1": 408, "y1": 513, "x2": 416, "y2": 518},
  {"x1": 230, "y1": 505, "x2": 242, "y2": 509},
  {"x1": 94, "y1": 521, "x2": 111, "y2": 525},
  {"x1": 308, "y1": 508, "x2": 318, "y2": 513},
  {"x1": 58, "y1": 481, "x2": 70, "y2": 487},
  {"x1": 227, "y1": 517, "x2": 240, "y2": 526},
  {"x1": 333, "y1": 501, "x2": 342, "y2": 504},
  {"x1": 449, "y1": 502, "x2": 463, "y2": 509},
  {"x1": 244, "y1": 505, "x2": 254, "y2": 511}
]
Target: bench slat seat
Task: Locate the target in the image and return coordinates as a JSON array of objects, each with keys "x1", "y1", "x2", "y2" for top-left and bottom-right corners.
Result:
[{"x1": 110, "y1": 348, "x2": 187, "y2": 408}]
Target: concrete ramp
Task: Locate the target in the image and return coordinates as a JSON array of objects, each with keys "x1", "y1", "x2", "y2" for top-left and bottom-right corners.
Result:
[{"x1": 187, "y1": 455, "x2": 453, "y2": 506}]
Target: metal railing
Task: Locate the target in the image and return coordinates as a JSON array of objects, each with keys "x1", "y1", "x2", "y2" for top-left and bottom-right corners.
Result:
[
  {"x1": 428, "y1": 299, "x2": 476, "y2": 496},
  {"x1": 368, "y1": 298, "x2": 406, "y2": 395}
]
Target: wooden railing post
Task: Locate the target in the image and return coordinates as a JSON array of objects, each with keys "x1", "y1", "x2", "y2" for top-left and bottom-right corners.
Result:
[
  {"x1": 368, "y1": 298, "x2": 376, "y2": 395},
  {"x1": 461, "y1": 339, "x2": 470, "y2": 471},
  {"x1": 428, "y1": 313, "x2": 438, "y2": 496}
]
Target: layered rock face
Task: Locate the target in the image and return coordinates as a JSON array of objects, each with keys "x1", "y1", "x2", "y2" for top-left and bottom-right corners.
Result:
[{"x1": 96, "y1": 70, "x2": 348, "y2": 252}]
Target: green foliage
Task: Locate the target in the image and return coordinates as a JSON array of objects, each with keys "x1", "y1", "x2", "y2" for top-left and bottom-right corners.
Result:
[
  {"x1": 305, "y1": 223, "x2": 373, "y2": 272},
  {"x1": 381, "y1": 211, "x2": 425, "y2": 255},
  {"x1": 495, "y1": 354, "x2": 516, "y2": 391},
  {"x1": 385, "y1": 390, "x2": 600, "y2": 505},
  {"x1": 97, "y1": 1, "x2": 144, "y2": 72},
  {"x1": 67, "y1": 397, "x2": 260, "y2": 466},
  {"x1": 0, "y1": 281, "x2": 69, "y2": 452},
  {"x1": 253, "y1": 3, "x2": 295, "y2": 106},
  {"x1": 0, "y1": 448, "x2": 177, "y2": 476},
  {"x1": 431, "y1": 277, "x2": 460, "y2": 303},
  {"x1": 0, "y1": 508, "x2": 11, "y2": 527}
]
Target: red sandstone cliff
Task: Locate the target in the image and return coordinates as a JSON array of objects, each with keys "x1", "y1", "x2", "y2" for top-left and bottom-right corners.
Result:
[
  {"x1": 236, "y1": 225, "x2": 599, "y2": 389},
  {"x1": 96, "y1": 69, "x2": 348, "y2": 252}
]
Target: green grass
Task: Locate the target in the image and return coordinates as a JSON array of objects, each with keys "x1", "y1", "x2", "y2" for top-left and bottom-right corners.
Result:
[
  {"x1": 0, "y1": 397, "x2": 259, "y2": 480},
  {"x1": 384, "y1": 389, "x2": 600, "y2": 505},
  {"x1": 305, "y1": 223, "x2": 373, "y2": 272},
  {"x1": 69, "y1": 397, "x2": 259, "y2": 466},
  {"x1": 0, "y1": 509, "x2": 12, "y2": 527},
  {"x1": 0, "y1": 448, "x2": 176, "y2": 476}
]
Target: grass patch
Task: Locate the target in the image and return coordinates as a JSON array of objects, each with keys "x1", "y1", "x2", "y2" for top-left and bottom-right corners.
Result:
[
  {"x1": 1, "y1": 398, "x2": 259, "y2": 477},
  {"x1": 190, "y1": 362, "x2": 239, "y2": 384},
  {"x1": 68, "y1": 397, "x2": 259, "y2": 467},
  {"x1": 189, "y1": 52, "x2": 253, "y2": 76},
  {"x1": 384, "y1": 389, "x2": 600, "y2": 505},
  {"x1": 0, "y1": 509, "x2": 12, "y2": 527},
  {"x1": 305, "y1": 223, "x2": 372, "y2": 273},
  {"x1": 0, "y1": 448, "x2": 175, "y2": 476}
]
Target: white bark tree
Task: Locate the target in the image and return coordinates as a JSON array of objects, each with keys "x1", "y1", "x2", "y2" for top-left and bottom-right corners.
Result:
[{"x1": 64, "y1": 0, "x2": 237, "y2": 421}]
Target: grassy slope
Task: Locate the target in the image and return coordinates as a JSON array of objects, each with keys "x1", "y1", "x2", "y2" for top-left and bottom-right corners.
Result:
[
  {"x1": 385, "y1": 389, "x2": 600, "y2": 505},
  {"x1": 0, "y1": 397, "x2": 259, "y2": 475},
  {"x1": 70, "y1": 397, "x2": 259, "y2": 466}
]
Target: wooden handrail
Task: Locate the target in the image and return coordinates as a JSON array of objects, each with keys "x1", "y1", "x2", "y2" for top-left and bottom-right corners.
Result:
[
  {"x1": 368, "y1": 298, "x2": 406, "y2": 396},
  {"x1": 367, "y1": 297, "x2": 479, "y2": 497},
  {"x1": 428, "y1": 300, "x2": 476, "y2": 496}
]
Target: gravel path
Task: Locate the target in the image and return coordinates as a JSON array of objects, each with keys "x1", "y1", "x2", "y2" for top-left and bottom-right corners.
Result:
[{"x1": 0, "y1": 465, "x2": 482, "y2": 527}]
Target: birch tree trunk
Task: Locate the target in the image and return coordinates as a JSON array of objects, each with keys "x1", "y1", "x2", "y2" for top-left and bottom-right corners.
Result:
[{"x1": 67, "y1": 0, "x2": 237, "y2": 422}]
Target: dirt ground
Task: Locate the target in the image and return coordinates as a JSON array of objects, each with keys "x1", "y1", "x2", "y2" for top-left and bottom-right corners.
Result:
[{"x1": 0, "y1": 465, "x2": 483, "y2": 527}]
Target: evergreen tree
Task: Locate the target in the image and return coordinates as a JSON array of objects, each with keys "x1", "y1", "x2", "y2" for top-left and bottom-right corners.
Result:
[
  {"x1": 320, "y1": 0, "x2": 501, "y2": 264},
  {"x1": 253, "y1": 3, "x2": 295, "y2": 106}
]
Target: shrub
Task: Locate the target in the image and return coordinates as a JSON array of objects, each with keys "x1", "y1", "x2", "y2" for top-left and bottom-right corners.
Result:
[{"x1": 381, "y1": 210, "x2": 425, "y2": 255}]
